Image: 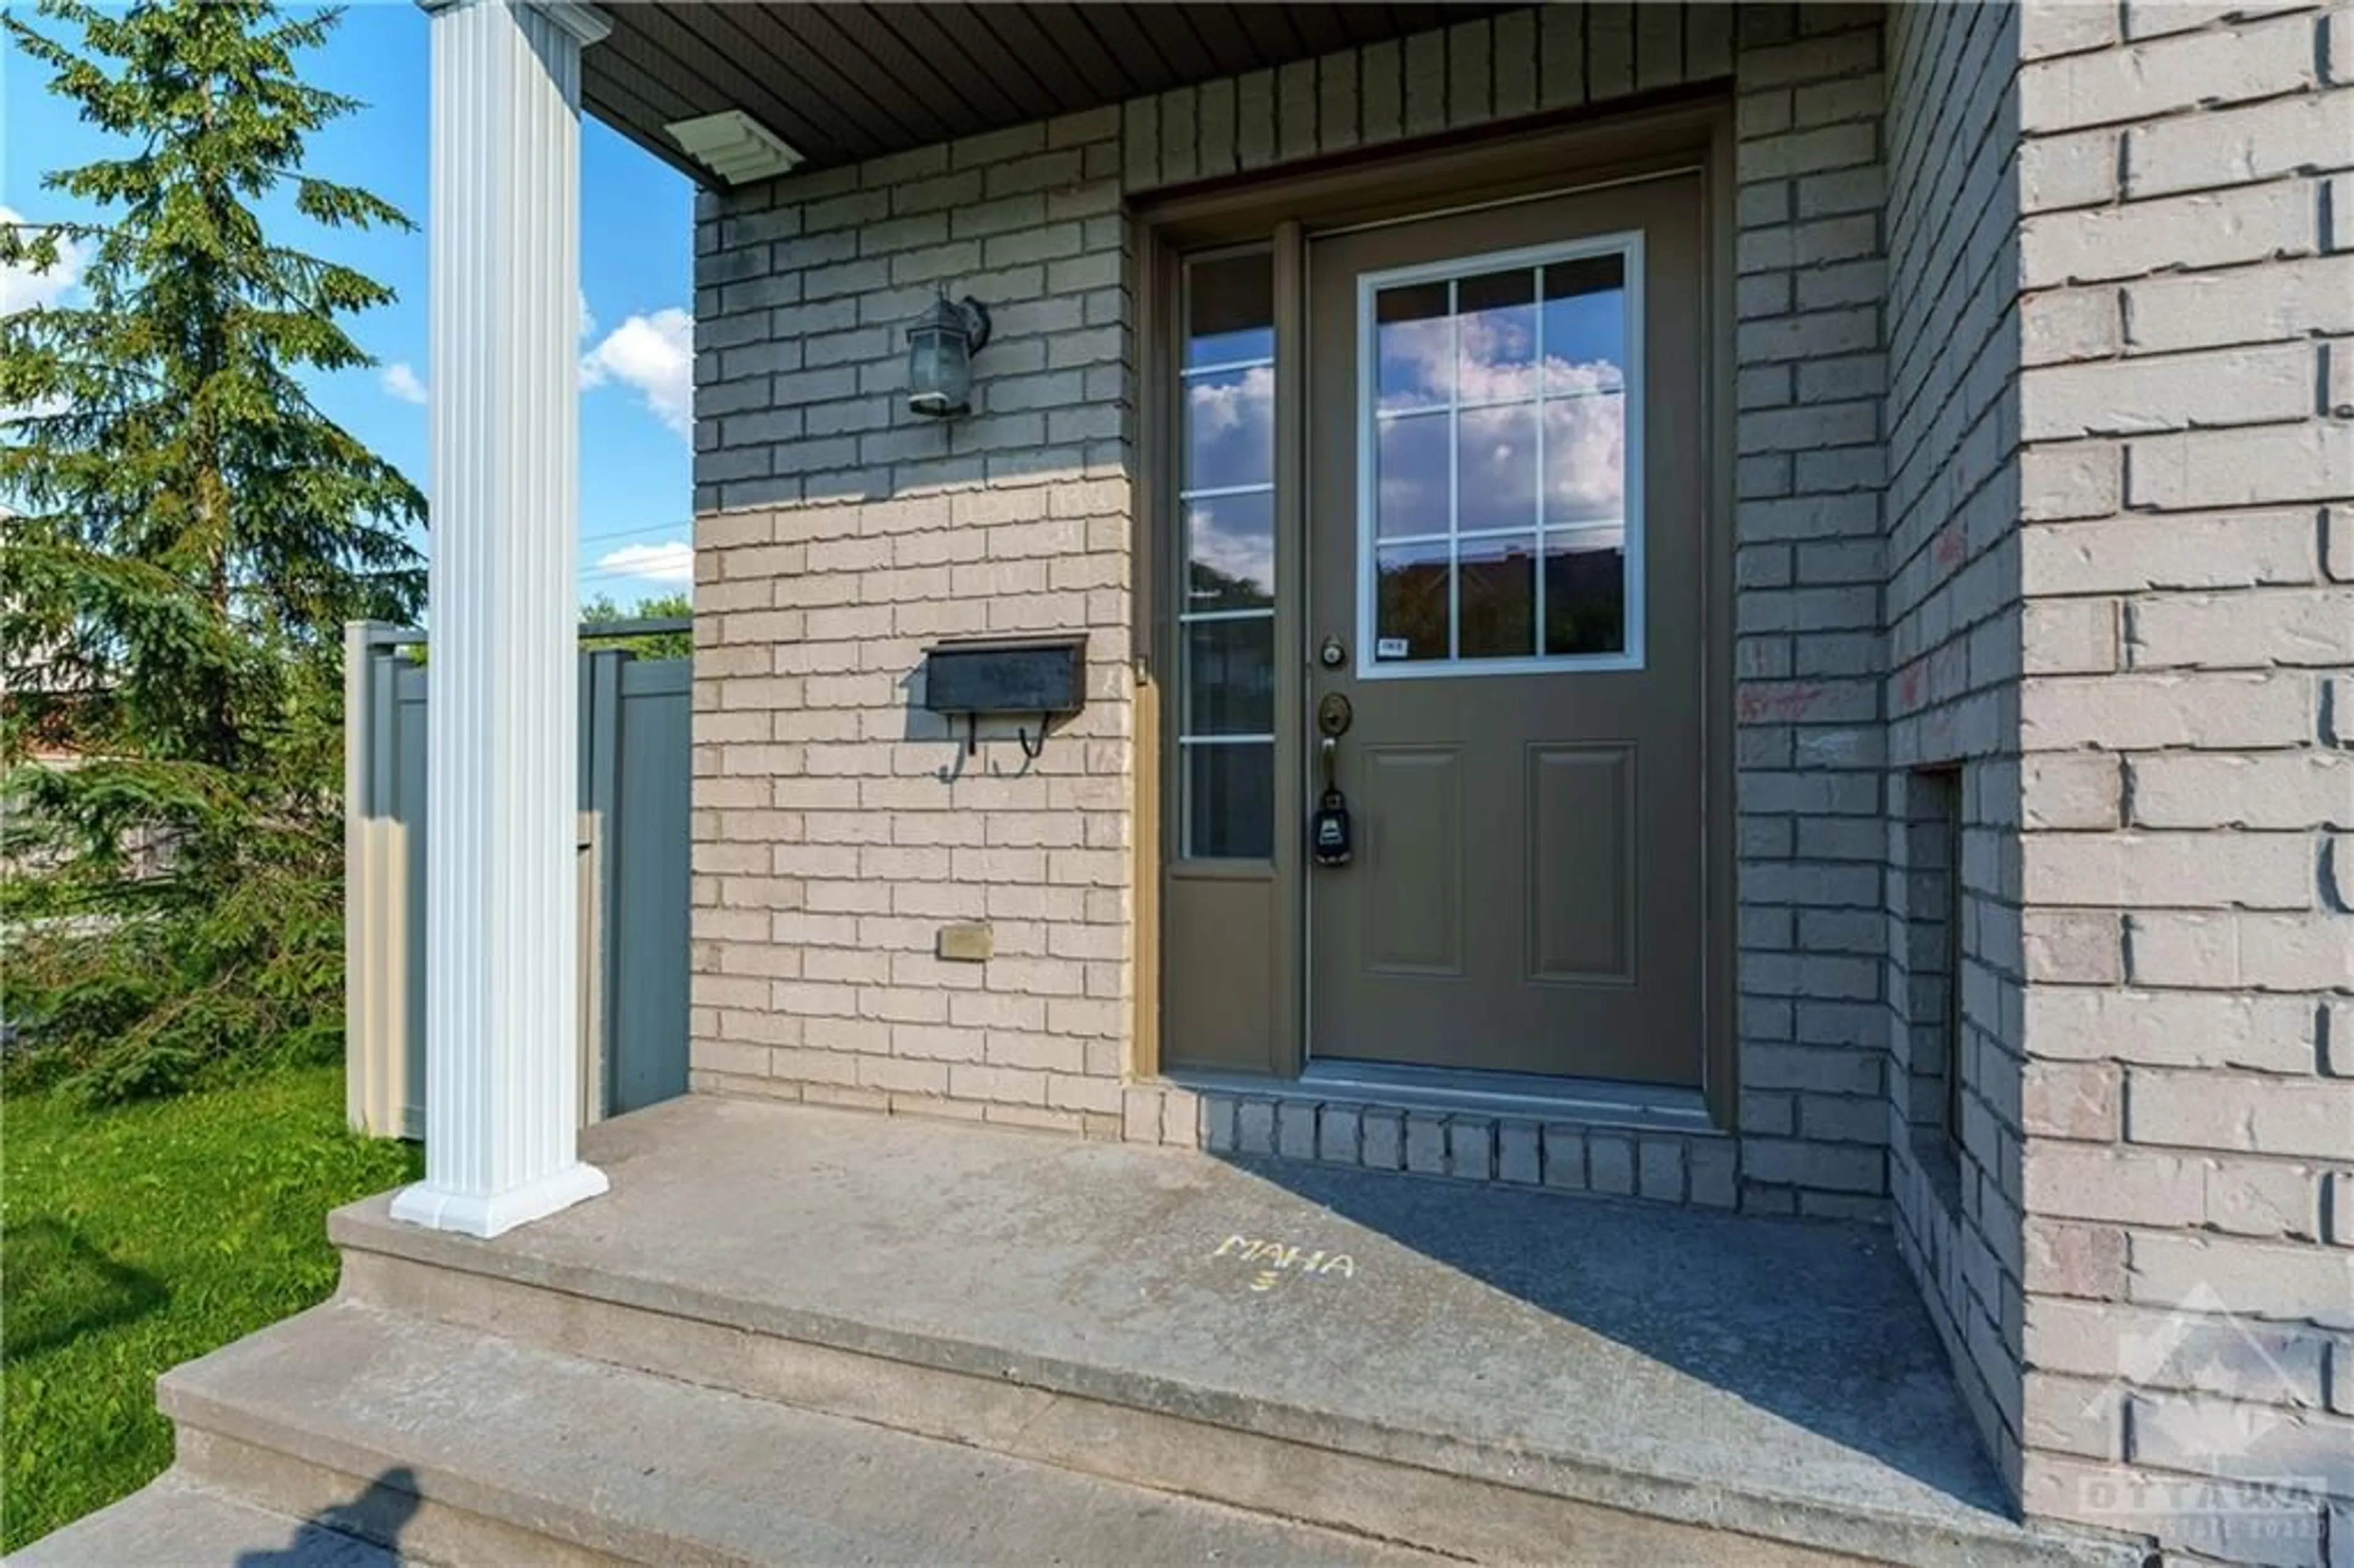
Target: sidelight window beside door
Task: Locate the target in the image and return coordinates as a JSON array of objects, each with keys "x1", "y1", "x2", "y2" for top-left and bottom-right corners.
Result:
[{"x1": 1176, "y1": 249, "x2": 1278, "y2": 859}]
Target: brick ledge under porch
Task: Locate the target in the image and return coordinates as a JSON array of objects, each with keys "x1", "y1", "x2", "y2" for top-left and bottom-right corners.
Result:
[{"x1": 690, "y1": 1056, "x2": 1898, "y2": 1223}]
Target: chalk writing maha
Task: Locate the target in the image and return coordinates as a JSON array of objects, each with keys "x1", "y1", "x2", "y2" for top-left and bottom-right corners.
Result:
[{"x1": 1211, "y1": 1234, "x2": 1358, "y2": 1279}]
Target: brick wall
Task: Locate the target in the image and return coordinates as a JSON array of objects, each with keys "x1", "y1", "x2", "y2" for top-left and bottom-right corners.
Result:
[
  {"x1": 684, "y1": 2, "x2": 2352, "y2": 1540},
  {"x1": 685, "y1": 112, "x2": 1141, "y2": 1138},
  {"x1": 1881, "y1": 0, "x2": 2032, "y2": 1494},
  {"x1": 1725, "y1": 5, "x2": 1897, "y2": 1219},
  {"x1": 2002, "y1": 3, "x2": 2354, "y2": 1560},
  {"x1": 685, "y1": 3, "x2": 1909, "y2": 1214}
]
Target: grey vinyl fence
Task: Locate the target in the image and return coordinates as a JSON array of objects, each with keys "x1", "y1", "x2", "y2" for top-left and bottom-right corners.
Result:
[{"x1": 343, "y1": 620, "x2": 692, "y2": 1139}]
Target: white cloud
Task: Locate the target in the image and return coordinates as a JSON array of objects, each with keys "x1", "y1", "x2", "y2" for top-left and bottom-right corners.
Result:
[
  {"x1": 375, "y1": 289, "x2": 629, "y2": 414},
  {"x1": 581, "y1": 308, "x2": 692, "y2": 438},
  {"x1": 1, "y1": 205, "x2": 85, "y2": 316},
  {"x1": 593, "y1": 539, "x2": 693, "y2": 587},
  {"x1": 380, "y1": 360, "x2": 427, "y2": 405}
]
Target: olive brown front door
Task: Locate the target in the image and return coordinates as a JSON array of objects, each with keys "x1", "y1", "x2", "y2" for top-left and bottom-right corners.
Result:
[{"x1": 1305, "y1": 173, "x2": 1710, "y2": 1086}]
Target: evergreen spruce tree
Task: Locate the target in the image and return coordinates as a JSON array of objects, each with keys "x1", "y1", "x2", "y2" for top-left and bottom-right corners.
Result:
[{"x1": 1, "y1": 0, "x2": 424, "y2": 1097}]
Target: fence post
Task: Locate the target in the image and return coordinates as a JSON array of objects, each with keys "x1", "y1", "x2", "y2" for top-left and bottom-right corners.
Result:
[
  {"x1": 577, "y1": 809, "x2": 606, "y2": 1126},
  {"x1": 384, "y1": 645, "x2": 421, "y2": 1138},
  {"x1": 580, "y1": 645, "x2": 628, "y2": 1122},
  {"x1": 344, "y1": 621, "x2": 385, "y2": 1134}
]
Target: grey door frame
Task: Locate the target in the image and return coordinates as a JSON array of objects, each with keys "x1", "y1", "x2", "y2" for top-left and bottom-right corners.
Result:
[{"x1": 1134, "y1": 98, "x2": 1739, "y2": 1131}]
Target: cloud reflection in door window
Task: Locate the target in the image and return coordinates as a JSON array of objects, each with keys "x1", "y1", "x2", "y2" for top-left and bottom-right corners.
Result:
[
  {"x1": 1186, "y1": 492, "x2": 1274, "y2": 609},
  {"x1": 1186, "y1": 365, "x2": 1275, "y2": 492},
  {"x1": 1371, "y1": 265, "x2": 1628, "y2": 538},
  {"x1": 1375, "y1": 390, "x2": 1625, "y2": 535}
]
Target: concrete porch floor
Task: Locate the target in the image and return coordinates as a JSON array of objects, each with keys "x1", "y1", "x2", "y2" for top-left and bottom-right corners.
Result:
[
  {"x1": 24, "y1": 1093, "x2": 2155, "y2": 1566},
  {"x1": 310, "y1": 1094, "x2": 2131, "y2": 1566}
]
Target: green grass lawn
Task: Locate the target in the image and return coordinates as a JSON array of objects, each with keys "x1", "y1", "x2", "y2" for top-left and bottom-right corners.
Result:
[{"x1": 1, "y1": 1064, "x2": 422, "y2": 1551}]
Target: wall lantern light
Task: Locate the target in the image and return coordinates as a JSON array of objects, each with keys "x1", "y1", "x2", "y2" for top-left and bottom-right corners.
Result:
[{"x1": 906, "y1": 291, "x2": 992, "y2": 418}]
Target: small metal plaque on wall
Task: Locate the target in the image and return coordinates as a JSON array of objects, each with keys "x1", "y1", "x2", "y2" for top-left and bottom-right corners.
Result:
[{"x1": 936, "y1": 921, "x2": 994, "y2": 962}]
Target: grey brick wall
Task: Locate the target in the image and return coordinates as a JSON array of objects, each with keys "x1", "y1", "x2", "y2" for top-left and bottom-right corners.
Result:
[
  {"x1": 1725, "y1": 4, "x2": 1895, "y2": 1221},
  {"x1": 1881, "y1": 0, "x2": 2032, "y2": 1496},
  {"x1": 1178, "y1": 1084, "x2": 1740, "y2": 1209},
  {"x1": 2004, "y1": 2, "x2": 2354, "y2": 1559},
  {"x1": 686, "y1": 2, "x2": 1905, "y2": 1209}
]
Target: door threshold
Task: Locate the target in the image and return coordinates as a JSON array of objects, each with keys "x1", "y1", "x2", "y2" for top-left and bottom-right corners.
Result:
[{"x1": 1166, "y1": 1059, "x2": 1714, "y2": 1133}]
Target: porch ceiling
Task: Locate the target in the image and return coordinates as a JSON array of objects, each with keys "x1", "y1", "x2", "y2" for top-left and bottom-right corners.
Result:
[{"x1": 585, "y1": 2, "x2": 1525, "y2": 181}]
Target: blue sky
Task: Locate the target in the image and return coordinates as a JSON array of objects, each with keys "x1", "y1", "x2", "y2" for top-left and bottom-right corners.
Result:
[{"x1": 1, "y1": 1, "x2": 698, "y2": 609}]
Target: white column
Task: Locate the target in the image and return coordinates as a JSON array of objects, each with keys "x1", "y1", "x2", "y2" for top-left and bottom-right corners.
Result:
[{"x1": 391, "y1": 0, "x2": 611, "y2": 1238}]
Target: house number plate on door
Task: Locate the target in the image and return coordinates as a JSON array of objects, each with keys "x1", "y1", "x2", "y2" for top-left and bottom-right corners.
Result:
[{"x1": 1317, "y1": 693, "x2": 1354, "y2": 737}]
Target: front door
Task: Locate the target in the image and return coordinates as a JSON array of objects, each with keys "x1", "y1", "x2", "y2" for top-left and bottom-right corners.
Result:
[{"x1": 1306, "y1": 173, "x2": 1709, "y2": 1086}]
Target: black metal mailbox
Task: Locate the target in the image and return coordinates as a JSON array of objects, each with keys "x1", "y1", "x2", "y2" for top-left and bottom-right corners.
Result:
[{"x1": 921, "y1": 634, "x2": 1087, "y2": 755}]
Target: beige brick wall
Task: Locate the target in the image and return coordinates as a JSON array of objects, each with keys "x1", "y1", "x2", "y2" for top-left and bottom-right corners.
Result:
[{"x1": 2005, "y1": 1, "x2": 2354, "y2": 1558}]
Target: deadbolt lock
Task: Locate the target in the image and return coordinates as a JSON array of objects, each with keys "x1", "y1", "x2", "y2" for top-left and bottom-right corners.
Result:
[
  {"x1": 1318, "y1": 635, "x2": 1347, "y2": 669},
  {"x1": 1317, "y1": 692, "x2": 1354, "y2": 738}
]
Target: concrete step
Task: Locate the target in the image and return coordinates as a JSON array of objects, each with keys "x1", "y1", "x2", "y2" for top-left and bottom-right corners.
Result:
[
  {"x1": 324, "y1": 1097, "x2": 2148, "y2": 1568},
  {"x1": 10, "y1": 1473, "x2": 396, "y2": 1568},
  {"x1": 151, "y1": 1297, "x2": 1460, "y2": 1567}
]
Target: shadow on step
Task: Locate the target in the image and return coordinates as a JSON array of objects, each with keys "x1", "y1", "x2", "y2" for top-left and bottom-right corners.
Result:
[
  {"x1": 1220, "y1": 1152, "x2": 2008, "y2": 1519},
  {"x1": 232, "y1": 1467, "x2": 417, "y2": 1567}
]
